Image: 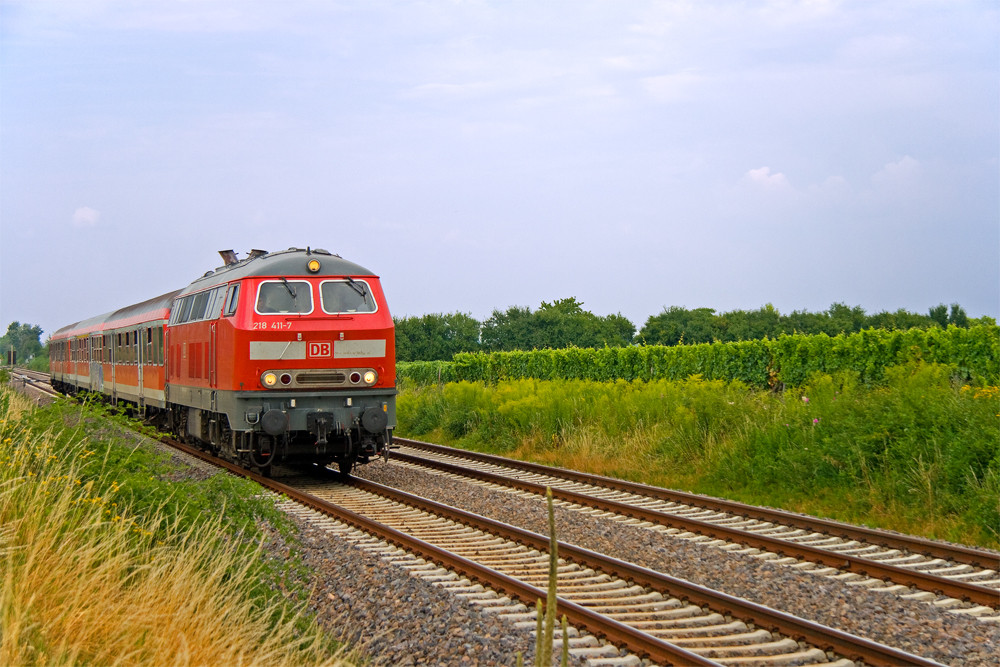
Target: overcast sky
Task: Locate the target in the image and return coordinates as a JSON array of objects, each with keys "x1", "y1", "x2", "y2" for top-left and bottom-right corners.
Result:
[{"x1": 1, "y1": 0, "x2": 997, "y2": 338}]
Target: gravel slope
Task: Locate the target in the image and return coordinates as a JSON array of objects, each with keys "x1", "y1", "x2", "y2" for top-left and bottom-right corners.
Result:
[{"x1": 355, "y1": 458, "x2": 1000, "y2": 667}]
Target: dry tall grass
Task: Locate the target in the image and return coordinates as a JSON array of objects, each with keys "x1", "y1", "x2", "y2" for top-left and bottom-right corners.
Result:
[{"x1": 0, "y1": 388, "x2": 353, "y2": 666}]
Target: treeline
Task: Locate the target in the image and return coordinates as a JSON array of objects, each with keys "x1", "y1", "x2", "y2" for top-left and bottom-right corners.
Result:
[
  {"x1": 394, "y1": 299, "x2": 992, "y2": 362},
  {"x1": 398, "y1": 325, "x2": 1000, "y2": 388},
  {"x1": 0, "y1": 322, "x2": 45, "y2": 367}
]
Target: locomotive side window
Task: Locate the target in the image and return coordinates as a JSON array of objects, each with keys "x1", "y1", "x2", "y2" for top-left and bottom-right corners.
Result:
[
  {"x1": 153, "y1": 326, "x2": 163, "y2": 365},
  {"x1": 223, "y1": 283, "x2": 240, "y2": 317},
  {"x1": 171, "y1": 296, "x2": 193, "y2": 325},
  {"x1": 256, "y1": 281, "x2": 312, "y2": 315},
  {"x1": 320, "y1": 280, "x2": 377, "y2": 314},
  {"x1": 209, "y1": 286, "x2": 227, "y2": 319},
  {"x1": 189, "y1": 291, "x2": 211, "y2": 322}
]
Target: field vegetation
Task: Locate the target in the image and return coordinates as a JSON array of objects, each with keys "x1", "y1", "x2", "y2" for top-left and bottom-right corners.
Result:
[
  {"x1": 0, "y1": 383, "x2": 352, "y2": 666},
  {"x1": 397, "y1": 361, "x2": 1000, "y2": 549},
  {"x1": 394, "y1": 299, "x2": 992, "y2": 361}
]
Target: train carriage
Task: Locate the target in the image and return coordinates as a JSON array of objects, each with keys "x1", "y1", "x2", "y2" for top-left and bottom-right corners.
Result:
[{"x1": 50, "y1": 247, "x2": 396, "y2": 474}]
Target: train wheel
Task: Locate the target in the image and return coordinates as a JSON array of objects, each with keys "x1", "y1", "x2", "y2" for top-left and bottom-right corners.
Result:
[{"x1": 338, "y1": 458, "x2": 354, "y2": 476}]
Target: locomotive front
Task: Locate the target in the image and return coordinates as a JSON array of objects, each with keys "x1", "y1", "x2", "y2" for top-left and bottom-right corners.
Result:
[{"x1": 168, "y1": 248, "x2": 396, "y2": 474}]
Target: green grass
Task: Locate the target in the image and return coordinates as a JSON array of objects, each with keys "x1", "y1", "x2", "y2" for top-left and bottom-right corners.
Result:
[
  {"x1": 0, "y1": 386, "x2": 354, "y2": 666},
  {"x1": 397, "y1": 361, "x2": 1000, "y2": 549}
]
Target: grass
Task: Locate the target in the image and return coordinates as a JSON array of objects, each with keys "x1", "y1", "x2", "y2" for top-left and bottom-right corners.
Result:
[
  {"x1": 0, "y1": 385, "x2": 355, "y2": 666},
  {"x1": 397, "y1": 361, "x2": 1000, "y2": 549}
]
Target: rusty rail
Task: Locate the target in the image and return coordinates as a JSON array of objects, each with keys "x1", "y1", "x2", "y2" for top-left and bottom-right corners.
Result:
[
  {"x1": 395, "y1": 438, "x2": 999, "y2": 569},
  {"x1": 391, "y1": 450, "x2": 999, "y2": 607}
]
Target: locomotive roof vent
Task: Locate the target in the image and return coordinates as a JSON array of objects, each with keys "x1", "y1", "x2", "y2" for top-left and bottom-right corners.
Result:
[
  {"x1": 218, "y1": 249, "x2": 239, "y2": 266},
  {"x1": 248, "y1": 249, "x2": 268, "y2": 260}
]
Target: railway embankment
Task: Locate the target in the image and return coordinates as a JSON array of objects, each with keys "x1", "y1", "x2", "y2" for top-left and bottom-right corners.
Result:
[
  {"x1": 0, "y1": 379, "x2": 546, "y2": 665},
  {"x1": 0, "y1": 383, "x2": 355, "y2": 666}
]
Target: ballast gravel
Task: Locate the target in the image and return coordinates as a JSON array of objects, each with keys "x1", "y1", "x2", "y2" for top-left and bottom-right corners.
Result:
[
  {"x1": 283, "y1": 508, "x2": 581, "y2": 666},
  {"x1": 355, "y1": 458, "x2": 1000, "y2": 667},
  {"x1": 154, "y1": 449, "x2": 582, "y2": 666},
  {"x1": 135, "y1": 429, "x2": 1000, "y2": 666}
]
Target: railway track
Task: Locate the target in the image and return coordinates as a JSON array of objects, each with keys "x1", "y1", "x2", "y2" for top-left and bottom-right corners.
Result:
[
  {"x1": 165, "y1": 436, "x2": 941, "y2": 666},
  {"x1": 20, "y1": 373, "x2": 991, "y2": 662},
  {"x1": 389, "y1": 438, "x2": 1000, "y2": 618},
  {"x1": 6, "y1": 368, "x2": 61, "y2": 401}
]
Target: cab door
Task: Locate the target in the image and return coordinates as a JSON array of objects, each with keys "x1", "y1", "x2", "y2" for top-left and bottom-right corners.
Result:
[
  {"x1": 90, "y1": 335, "x2": 103, "y2": 393},
  {"x1": 136, "y1": 328, "x2": 144, "y2": 408},
  {"x1": 209, "y1": 322, "x2": 218, "y2": 388}
]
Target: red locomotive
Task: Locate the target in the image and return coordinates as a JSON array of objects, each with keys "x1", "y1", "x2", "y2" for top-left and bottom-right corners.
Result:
[{"x1": 50, "y1": 247, "x2": 396, "y2": 474}]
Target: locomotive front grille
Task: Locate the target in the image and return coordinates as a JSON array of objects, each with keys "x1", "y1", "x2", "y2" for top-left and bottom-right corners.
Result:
[
  {"x1": 295, "y1": 371, "x2": 347, "y2": 386},
  {"x1": 260, "y1": 367, "x2": 380, "y2": 390}
]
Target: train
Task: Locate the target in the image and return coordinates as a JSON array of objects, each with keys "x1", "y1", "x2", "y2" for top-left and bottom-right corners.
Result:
[{"x1": 49, "y1": 247, "x2": 396, "y2": 475}]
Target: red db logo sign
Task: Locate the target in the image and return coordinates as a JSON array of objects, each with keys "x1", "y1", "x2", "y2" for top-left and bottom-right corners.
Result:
[{"x1": 308, "y1": 342, "x2": 332, "y2": 358}]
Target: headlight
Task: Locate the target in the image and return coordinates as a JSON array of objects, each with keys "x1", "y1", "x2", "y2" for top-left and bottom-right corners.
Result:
[
  {"x1": 307, "y1": 259, "x2": 321, "y2": 273},
  {"x1": 262, "y1": 372, "x2": 278, "y2": 387},
  {"x1": 363, "y1": 370, "x2": 377, "y2": 385}
]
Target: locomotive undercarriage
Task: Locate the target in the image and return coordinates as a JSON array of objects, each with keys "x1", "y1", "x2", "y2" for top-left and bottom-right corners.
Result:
[
  {"x1": 52, "y1": 376, "x2": 395, "y2": 476},
  {"x1": 169, "y1": 402, "x2": 391, "y2": 476}
]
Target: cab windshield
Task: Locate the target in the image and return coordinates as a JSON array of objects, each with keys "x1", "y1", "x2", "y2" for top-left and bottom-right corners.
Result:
[
  {"x1": 320, "y1": 279, "x2": 377, "y2": 314},
  {"x1": 256, "y1": 280, "x2": 313, "y2": 314}
]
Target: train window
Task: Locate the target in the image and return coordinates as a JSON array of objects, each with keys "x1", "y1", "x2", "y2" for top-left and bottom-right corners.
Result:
[
  {"x1": 320, "y1": 280, "x2": 377, "y2": 314},
  {"x1": 171, "y1": 296, "x2": 194, "y2": 325},
  {"x1": 155, "y1": 326, "x2": 164, "y2": 365},
  {"x1": 189, "y1": 291, "x2": 211, "y2": 322},
  {"x1": 223, "y1": 283, "x2": 240, "y2": 317},
  {"x1": 209, "y1": 286, "x2": 226, "y2": 319},
  {"x1": 255, "y1": 281, "x2": 312, "y2": 315}
]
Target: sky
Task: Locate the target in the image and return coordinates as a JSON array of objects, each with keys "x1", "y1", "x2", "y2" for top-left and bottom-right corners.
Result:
[{"x1": 1, "y1": 0, "x2": 997, "y2": 339}]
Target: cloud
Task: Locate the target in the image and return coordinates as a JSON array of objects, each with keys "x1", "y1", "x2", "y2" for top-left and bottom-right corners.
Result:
[
  {"x1": 641, "y1": 71, "x2": 703, "y2": 103},
  {"x1": 72, "y1": 206, "x2": 101, "y2": 227},
  {"x1": 872, "y1": 155, "x2": 920, "y2": 184},
  {"x1": 744, "y1": 166, "x2": 790, "y2": 188}
]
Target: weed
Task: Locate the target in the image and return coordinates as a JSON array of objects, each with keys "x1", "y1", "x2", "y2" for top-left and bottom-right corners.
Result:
[
  {"x1": 398, "y1": 361, "x2": 1000, "y2": 548},
  {"x1": 0, "y1": 385, "x2": 354, "y2": 665}
]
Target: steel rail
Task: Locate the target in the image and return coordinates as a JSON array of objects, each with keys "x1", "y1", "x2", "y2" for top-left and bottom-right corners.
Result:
[
  {"x1": 165, "y1": 437, "x2": 941, "y2": 666},
  {"x1": 9, "y1": 370, "x2": 61, "y2": 398},
  {"x1": 391, "y1": 450, "x2": 1000, "y2": 607},
  {"x1": 163, "y1": 438, "x2": 717, "y2": 666},
  {"x1": 396, "y1": 437, "x2": 1000, "y2": 569},
  {"x1": 344, "y1": 472, "x2": 943, "y2": 667}
]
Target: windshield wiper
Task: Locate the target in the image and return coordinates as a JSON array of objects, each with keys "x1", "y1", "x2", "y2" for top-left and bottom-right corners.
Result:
[
  {"x1": 279, "y1": 277, "x2": 305, "y2": 314},
  {"x1": 345, "y1": 276, "x2": 366, "y2": 298}
]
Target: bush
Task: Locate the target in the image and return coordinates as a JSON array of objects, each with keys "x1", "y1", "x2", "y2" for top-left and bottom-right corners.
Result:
[
  {"x1": 396, "y1": 325, "x2": 999, "y2": 389},
  {"x1": 396, "y1": 362, "x2": 1000, "y2": 547}
]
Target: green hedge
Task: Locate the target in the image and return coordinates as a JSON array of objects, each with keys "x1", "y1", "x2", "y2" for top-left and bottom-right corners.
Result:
[{"x1": 397, "y1": 325, "x2": 999, "y2": 388}]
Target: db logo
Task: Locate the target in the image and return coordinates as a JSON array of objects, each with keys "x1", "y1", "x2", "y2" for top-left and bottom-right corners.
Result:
[{"x1": 308, "y1": 341, "x2": 332, "y2": 358}]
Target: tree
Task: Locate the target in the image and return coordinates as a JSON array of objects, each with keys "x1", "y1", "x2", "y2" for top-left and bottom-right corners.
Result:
[
  {"x1": 637, "y1": 306, "x2": 717, "y2": 346},
  {"x1": 948, "y1": 303, "x2": 969, "y2": 327},
  {"x1": 481, "y1": 305, "x2": 534, "y2": 352},
  {"x1": 0, "y1": 322, "x2": 44, "y2": 365},
  {"x1": 929, "y1": 303, "x2": 949, "y2": 328},
  {"x1": 716, "y1": 304, "x2": 783, "y2": 341},
  {"x1": 825, "y1": 302, "x2": 867, "y2": 335},
  {"x1": 481, "y1": 298, "x2": 635, "y2": 351},
  {"x1": 394, "y1": 313, "x2": 481, "y2": 361}
]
